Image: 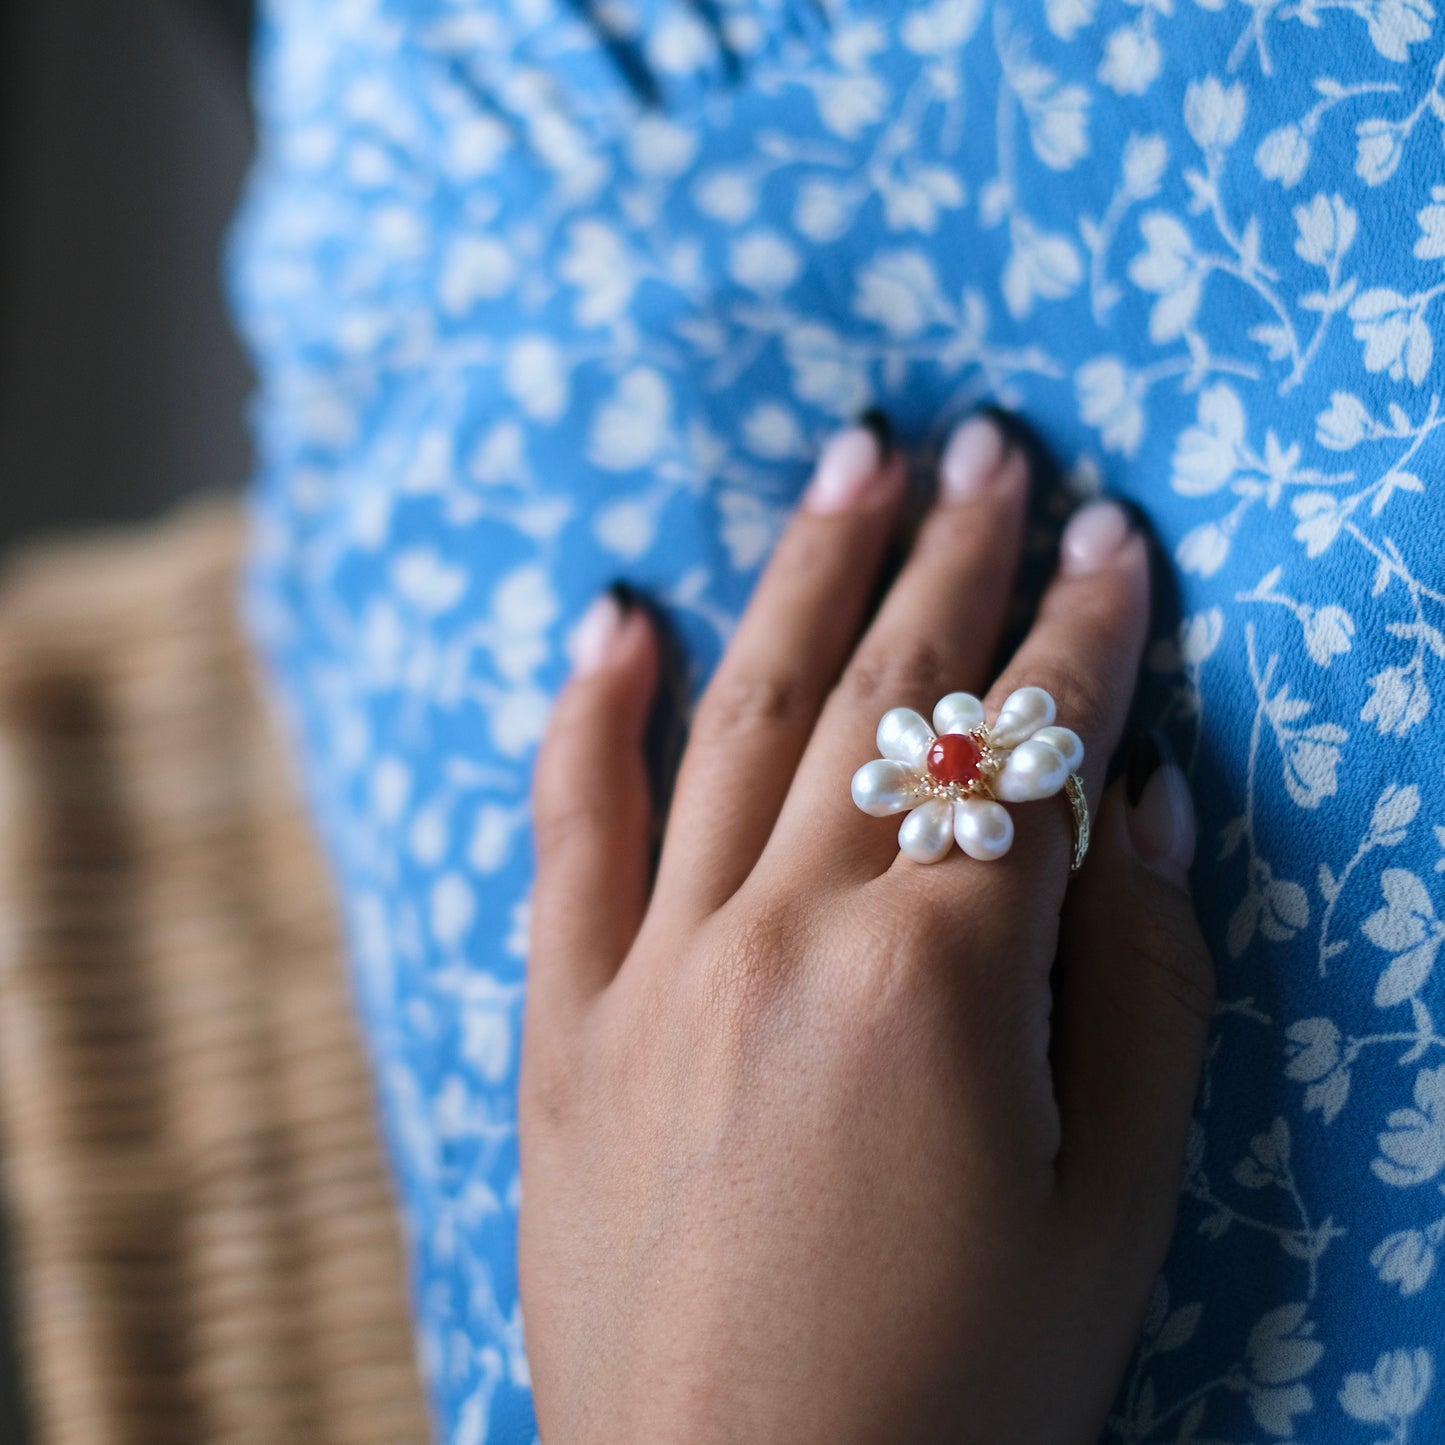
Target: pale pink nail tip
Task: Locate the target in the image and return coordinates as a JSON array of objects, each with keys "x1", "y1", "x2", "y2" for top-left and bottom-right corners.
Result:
[
  {"x1": 572, "y1": 593, "x2": 624, "y2": 675},
  {"x1": 1129, "y1": 764, "x2": 1197, "y2": 882},
  {"x1": 803, "y1": 426, "x2": 883, "y2": 514},
  {"x1": 939, "y1": 415, "x2": 1005, "y2": 501},
  {"x1": 1060, "y1": 501, "x2": 1132, "y2": 576}
]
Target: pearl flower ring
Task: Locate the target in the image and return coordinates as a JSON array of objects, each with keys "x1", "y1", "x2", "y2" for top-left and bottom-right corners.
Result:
[{"x1": 850, "y1": 687, "x2": 1090, "y2": 869}]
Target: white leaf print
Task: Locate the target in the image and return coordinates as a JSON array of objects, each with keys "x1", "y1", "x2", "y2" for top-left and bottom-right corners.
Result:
[
  {"x1": 588, "y1": 369, "x2": 672, "y2": 472},
  {"x1": 626, "y1": 115, "x2": 699, "y2": 178},
  {"x1": 1180, "y1": 607, "x2": 1225, "y2": 664},
  {"x1": 504, "y1": 336, "x2": 570, "y2": 423},
  {"x1": 1076, "y1": 357, "x2": 1146, "y2": 456},
  {"x1": 1045, "y1": 0, "x2": 1097, "y2": 40},
  {"x1": 741, "y1": 403, "x2": 807, "y2": 460},
  {"x1": 1350, "y1": 288, "x2": 1434, "y2": 383},
  {"x1": 1417, "y1": 186, "x2": 1445, "y2": 258},
  {"x1": 439, "y1": 235, "x2": 517, "y2": 315},
  {"x1": 594, "y1": 498, "x2": 657, "y2": 560},
  {"x1": 431, "y1": 873, "x2": 476, "y2": 949},
  {"x1": 560, "y1": 220, "x2": 640, "y2": 325},
  {"x1": 693, "y1": 169, "x2": 760, "y2": 224},
  {"x1": 1363, "y1": 0, "x2": 1435, "y2": 61},
  {"x1": 1301, "y1": 605, "x2": 1355, "y2": 665},
  {"x1": 1184, "y1": 75, "x2": 1246, "y2": 152},
  {"x1": 1366, "y1": 869, "x2": 1443, "y2": 1007},
  {"x1": 392, "y1": 550, "x2": 468, "y2": 614},
  {"x1": 1355, "y1": 117, "x2": 1406, "y2": 187},
  {"x1": 1315, "y1": 391, "x2": 1371, "y2": 450},
  {"x1": 1284, "y1": 1018, "x2": 1341, "y2": 1082},
  {"x1": 855, "y1": 250, "x2": 949, "y2": 336},
  {"x1": 1256, "y1": 123, "x2": 1311, "y2": 188},
  {"x1": 1293, "y1": 193, "x2": 1357, "y2": 268},
  {"x1": 1282, "y1": 723, "x2": 1348, "y2": 809},
  {"x1": 1363, "y1": 665, "x2": 1431, "y2": 735},
  {"x1": 1176, "y1": 519, "x2": 1232, "y2": 577},
  {"x1": 1098, "y1": 24, "x2": 1162, "y2": 96},
  {"x1": 902, "y1": 0, "x2": 986, "y2": 53},
  {"x1": 1130, "y1": 212, "x2": 1204, "y2": 341},
  {"x1": 815, "y1": 74, "x2": 889, "y2": 140},
  {"x1": 794, "y1": 179, "x2": 854, "y2": 243},
  {"x1": 1374, "y1": 1065, "x2": 1445, "y2": 1187},
  {"x1": 717, "y1": 491, "x2": 784, "y2": 572},
  {"x1": 1121, "y1": 133, "x2": 1169, "y2": 198},
  {"x1": 783, "y1": 324, "x2": 872, "y2": 418},
  {"x1": 729, "y1": 231, "x2": 801, "y2": 293},
  {"x1": 1371, "y1": 1231, "x2": 1436, "y2": 1296},
  {"x1": 1339, "y1": 1348, "x2": 1434, "y2": 1425},
  {"x1": 1372, "y1": 783, "x2": 1423, "y2": 839},
  {"x1": 1006, "y1": 47, "x2": 1091, "y2": 170},
  {"x1": 1171, "y1": 384, "x2": 1245, "y2": 496},
  {"x1": 1002, "y1": 218, "x2": 1083, "y2": 318}
]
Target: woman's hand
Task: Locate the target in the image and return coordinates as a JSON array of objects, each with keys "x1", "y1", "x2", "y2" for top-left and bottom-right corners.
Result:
[{"x1": 519, "y1": 415, "x2": 1214, "y2": 1444}]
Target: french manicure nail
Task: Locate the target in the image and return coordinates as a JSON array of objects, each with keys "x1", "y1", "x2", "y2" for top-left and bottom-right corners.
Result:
[
  {"x1": 572, "y1": 590, "x2": 626, "y2": 675},
  {"x1": 803, "y1": 423, "x2": 888, "y2": 514},
  {"x1": 1126, "y1": 732, "x2": 1196, "y2": 885},
  {"x1": 1060, "y1": 500, "x2": 1132, "y2": 577},
  {"x1": 939, "y1": 413, "x2": 1007, "y2": 502}
]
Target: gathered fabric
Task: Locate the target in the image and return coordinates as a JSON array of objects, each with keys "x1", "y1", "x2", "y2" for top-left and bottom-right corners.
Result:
[{"x1": 232, "y1": 1, "x2": 1445, "y2": 1438}]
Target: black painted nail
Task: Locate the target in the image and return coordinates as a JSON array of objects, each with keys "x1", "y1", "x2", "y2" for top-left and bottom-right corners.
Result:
[
  {"x1": 1126, "y1": 730, "x2": 1175, "y2": 807},
  {"x1": 858, "y1": 407, "x2": 894, "y2": 462},
  {"x1": 608, "y1": 580, "x2": 640, "y2": 613}
]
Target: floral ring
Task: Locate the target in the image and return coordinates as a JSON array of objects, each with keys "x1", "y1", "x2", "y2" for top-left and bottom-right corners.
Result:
[{"x1": 850, "y1": 687, "x2": 1090, "y2": 871}]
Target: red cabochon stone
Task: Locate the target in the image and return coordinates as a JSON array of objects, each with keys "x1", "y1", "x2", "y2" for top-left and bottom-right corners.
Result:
[{"x1": 927, "y1": 733, "x2": 983, "y2": 787}]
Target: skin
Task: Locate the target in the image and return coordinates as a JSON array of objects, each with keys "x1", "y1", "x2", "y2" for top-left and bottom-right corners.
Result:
[{"x1": 519, "y1": 422, "x2": 1216, "y2": 1444}]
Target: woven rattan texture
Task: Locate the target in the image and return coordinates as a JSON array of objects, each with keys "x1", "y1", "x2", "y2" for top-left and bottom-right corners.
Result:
[{"x1": 0, "y1": 502, "x2": 431, "y2": 1445}]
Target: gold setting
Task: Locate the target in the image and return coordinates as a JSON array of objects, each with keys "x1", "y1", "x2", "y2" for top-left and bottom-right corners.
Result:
[
  {"x1": 912, "y1": 725, "x2": 1091, "y2": 874},
  {"x1": 1064, "y1": 773, "x2": 1090, "y2": 874}
]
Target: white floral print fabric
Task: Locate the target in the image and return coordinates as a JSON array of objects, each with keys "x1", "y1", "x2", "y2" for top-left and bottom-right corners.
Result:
[{"x1": 231, "y1": 1, "x2": 1445, "y2": 1439}]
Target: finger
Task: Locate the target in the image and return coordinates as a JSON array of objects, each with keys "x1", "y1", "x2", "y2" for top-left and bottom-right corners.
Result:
[
  {"x1": 956, "y1": 500, "x2": 1151, "y2": 922},
  {"x1": 529, "y1": 589, "x2": 658, "y2": 1016},
  {"x1": 654, "y1": 417, "x2": 906, "y2": 916},
  {"x1": 763, "y1": 413, "x2": 1030, "y2": 880},
  {"x1": 1052, "y1": 737, "x2": 1212, "y2": 1255}
]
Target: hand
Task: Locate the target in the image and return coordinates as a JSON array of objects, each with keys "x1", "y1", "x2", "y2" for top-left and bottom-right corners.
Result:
[{"x1": 519, "y1": 415, "x2": 1214, "y2": 1444}]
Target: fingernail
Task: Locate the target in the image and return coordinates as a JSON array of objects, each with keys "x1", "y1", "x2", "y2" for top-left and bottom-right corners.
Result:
[
  {"x1": 939, "y1": 413, "x2": 1007, "y2": 502},
  {"x1": 859, "y1": 407, "x2": 893, "y2": 460},
  {"x1": 1060, "y1": 500, "x2": 1132, "y2": 577},
  {"x1": 572, "y1": 588, "x2": 628, "y2": 675},
  {"x1": 1126, "y1": 732, "x2": 1196, "y2": 885},
  {"x1": 803, "y1": 421, "x2": 888, "y2": 514}
]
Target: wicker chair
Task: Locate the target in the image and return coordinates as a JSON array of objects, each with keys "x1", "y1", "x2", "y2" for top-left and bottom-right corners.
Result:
[{"x1": 0, "y1": 501, "x2": 431, "y2": 1445}]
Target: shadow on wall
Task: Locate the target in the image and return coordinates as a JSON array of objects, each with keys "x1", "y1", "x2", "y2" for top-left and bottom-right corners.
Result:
[{"x1": 0, "y1": 2, "x2": 255, "y2": 1440}]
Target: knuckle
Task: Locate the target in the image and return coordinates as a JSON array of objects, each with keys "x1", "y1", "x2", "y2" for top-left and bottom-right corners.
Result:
[
  {"x1": 519, "y1": 1039, "x2": 579, "y2": 1133},
  {"x1": 1031, "y1": 654, "x2": 1117, "y2": 742},
  {"x1": 1118, "y1": 902, "x2": 1216, "y2": 1035},
  {"x1": 531, "y1": 783, "x2": 612, "y2": 864},
  {"x1": 841, "y1": 636, "x2": 955, "y2": 713},
  {"x1": 693, "y1": 669, "x2": 812, "y2": 746},
  {"x1": 695, "y1": 899, "x2": 797, "y2": 1029}
]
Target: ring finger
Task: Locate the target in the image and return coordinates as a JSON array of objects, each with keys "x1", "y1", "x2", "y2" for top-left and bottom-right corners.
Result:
[{"x1": 761, "y1": 413, "x2": 1031, "y2": 881}]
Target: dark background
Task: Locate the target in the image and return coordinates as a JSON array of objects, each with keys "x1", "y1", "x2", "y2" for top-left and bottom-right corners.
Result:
[{"x1": 0, "y1": 0, "x2": 255, "y2": 1435}]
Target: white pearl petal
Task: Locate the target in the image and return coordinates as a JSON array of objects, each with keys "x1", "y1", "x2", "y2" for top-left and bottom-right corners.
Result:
[
  {"x1": 898, "y1": 801, "x2": 955, "y2": 864},
  {"x1": 932, "y1": 691, "x2": 985, "y2": 737},
  {"x1": 954, "y1": 798, "x2": 1014, "y2": 861},
  {"x1": 876, "y1": 708, "x2": 935, "y2": 768},
  {"x1": 994, "y1": 738, "x2": 1070, "y2": 802},
  {"x1": 1031, "y1": 725, "x2": 1084, "y2": 772},
  {"x1": 851, "y1": 759, "x2": 923, "y2": 816},
  {"x1": 989, "y1": 685, "x2": 1057, "y2": 749}
]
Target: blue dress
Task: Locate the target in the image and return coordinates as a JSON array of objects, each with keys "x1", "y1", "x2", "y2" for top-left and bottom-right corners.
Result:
[{"x1": 230, "y1": 2, "x2": 1445, "y2": 1439}]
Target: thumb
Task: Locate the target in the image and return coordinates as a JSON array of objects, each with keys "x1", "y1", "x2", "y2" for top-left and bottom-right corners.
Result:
[{"x1": 1053, "y1": 733, "x2": 1215, "y2": 1242}]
